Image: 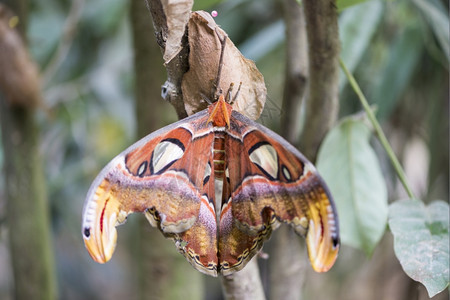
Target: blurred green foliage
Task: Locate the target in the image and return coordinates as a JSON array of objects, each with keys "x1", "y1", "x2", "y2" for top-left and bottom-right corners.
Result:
[
  {"x1": 0, "y1": 0, "x2": 448, "y2": 299},
  {"x1": 317, "y1": 117, "x2": 388, "y2": 256}
]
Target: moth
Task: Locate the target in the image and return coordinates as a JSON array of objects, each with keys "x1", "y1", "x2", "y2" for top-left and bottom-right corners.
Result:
[{"x1": 82, "y1": 92, "x2": 340, "y2": 277}]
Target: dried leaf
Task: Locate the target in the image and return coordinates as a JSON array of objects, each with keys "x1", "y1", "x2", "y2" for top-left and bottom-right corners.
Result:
[
  {"x1": 181, "y1": 11, "x2": 266, "y2": 120},
  {"x1": 162, "y1": 0, "x2": 193, "y2": 64}
]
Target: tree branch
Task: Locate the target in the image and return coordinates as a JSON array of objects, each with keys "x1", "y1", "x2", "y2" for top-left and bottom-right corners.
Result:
[
  {"x1": 42, "y1": 0, "x2": 84, "y2": 87},
  {"x1": 280, "y1": 0, "x2": 309, "y2": 146},
  {"x1": 220, "y1": 259, "x2": 266, "y2": 300},
  {"x1": 300, "y1": 0, "x2": 340, "y2": 161},
  {"x1": 145, "y1": 0, "x2": 191, "y2": 119}
]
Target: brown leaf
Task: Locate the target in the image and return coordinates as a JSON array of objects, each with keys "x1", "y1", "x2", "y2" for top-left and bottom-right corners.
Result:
[
  {"x1": 181, "y1": 11, "x2": 266, "y2": 120},
  {"x1": 162, "y1": 0, "x2": 193, "y2": 64}
]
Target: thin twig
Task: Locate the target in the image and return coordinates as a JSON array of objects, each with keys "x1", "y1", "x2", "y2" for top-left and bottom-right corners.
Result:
[
  {"x1": 145, "y1": 0, "x2": 190, "y2": 119},
  {"x1": 42, "y1": 0, "x2": 84, "y2": 87},
  {"x1": 339, "y1": 58, "x2": 416, "y2": 199}
]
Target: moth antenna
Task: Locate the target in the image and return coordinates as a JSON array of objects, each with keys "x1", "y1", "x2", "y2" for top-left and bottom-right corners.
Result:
[
  {"x1": 226, "y1": 83, "x2": 235, "y2": 103},
  {"x1": 200, "y1": 93, "x2": 212, "y2": 104},
  {"x1": 212, "y1": 28, "x2": 227, "y2": 100},
  {"x1": 230, "y1": 82, "x2": 242, "y2": 105}
]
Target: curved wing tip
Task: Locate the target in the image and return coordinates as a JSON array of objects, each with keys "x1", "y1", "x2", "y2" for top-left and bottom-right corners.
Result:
[
  {"x1": 82, "y1": 217, "x2": 118, "y2": 264},
  {"x1": 83, "y1": 236, "x2": 115, "y2": 264},
  {"x1": 306, "y1": 224, "x2": 340, "y2": 272},
  {"x1": 309, "y1": 243, "x2": 340, "y2": 273}
]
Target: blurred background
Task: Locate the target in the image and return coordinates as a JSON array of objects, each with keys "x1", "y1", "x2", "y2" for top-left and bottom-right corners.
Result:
[{"x1": 0, "y1": 0, "x2": 448, "y2": 299}]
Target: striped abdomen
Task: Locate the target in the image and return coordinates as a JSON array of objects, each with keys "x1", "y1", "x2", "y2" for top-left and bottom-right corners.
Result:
[{"x1": 212, "y1": 131, "x2": 226, "y2": 178}]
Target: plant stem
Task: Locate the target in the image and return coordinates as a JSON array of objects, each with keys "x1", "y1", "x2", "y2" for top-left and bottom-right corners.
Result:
[{"x1": 339, "y1": 58, "x2": 416, "y2": 199}]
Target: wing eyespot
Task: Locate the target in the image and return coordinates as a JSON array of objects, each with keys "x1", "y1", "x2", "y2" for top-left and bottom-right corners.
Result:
[
  {"x1": 248, "y1": 141, "x2": 279, "y2": 180},
  {"x1": 137, "y1": 161, "x2": 148, "y2": 177},
  {"x1": 281, "y1": 165, "x2": 292, "y2": 181},
  {"x1": 150, "y1": 138, "x2": 185, "y2": 174}
]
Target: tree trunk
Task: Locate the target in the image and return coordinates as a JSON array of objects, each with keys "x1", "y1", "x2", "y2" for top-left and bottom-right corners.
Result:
[
  {"x1": 0, "y1": 104, "x2": 57, "y2": 300},
  {"x1": 300, "y1": 0, "x2": 340, "y2": 161},
  {"x1": 0, "y1": 2, "x2": 56, "y2": 298}
]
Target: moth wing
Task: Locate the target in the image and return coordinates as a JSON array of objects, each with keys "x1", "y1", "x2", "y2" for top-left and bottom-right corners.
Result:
[
  {"x1": 218, "y1": 172, "x2": 275, "y2": 275},
  {"x1": 82, "y1": 110, "x2": 214, "y2": 264},
  {"x1": 222, "y1": 111, "x2": 340, "y2": 273},
  {"x1": 170, "y1": 160, "x2": 219, "y2": 277}
]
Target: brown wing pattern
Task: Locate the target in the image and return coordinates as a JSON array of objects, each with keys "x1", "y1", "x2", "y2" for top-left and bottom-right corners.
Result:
[
  {"x1": 82, "y1": 102, "x2": 339, "y2": 276},
  {"x1": 168, "y1": 156, "x2": 219, "y2": 276},
  {"x1": 219, "y1": 111, "x2": 339, "y2": 273},
  {"x1": 81, "y1": 111, "x2": 216, "y2": 265},
  {"x1": 218, "y1": 145, "x2": 276, "y2": 275}
]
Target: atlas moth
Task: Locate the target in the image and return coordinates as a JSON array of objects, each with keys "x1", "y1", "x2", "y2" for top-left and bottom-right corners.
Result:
[{"x1": 82, "y1": 26, "x2": 339, "y2": 277}]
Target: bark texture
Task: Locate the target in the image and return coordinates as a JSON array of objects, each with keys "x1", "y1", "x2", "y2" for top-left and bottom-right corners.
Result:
[
  {"x1": 220, "y1": 259, "x2": 266, "y2": 300},
  {"x1": 280, "y1": 0, "x2": 309, "y2": 146},
  {"x1": 130, "y1": 0, "x2": 202, "y2": 298},
  {"x1": 145, "y1": 0, "x2": 191, "y2": 119}
]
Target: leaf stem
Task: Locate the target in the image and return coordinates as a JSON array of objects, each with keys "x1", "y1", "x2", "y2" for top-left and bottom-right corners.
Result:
[{"x1": 339, "y1": 58, "x2": 416, "y2": 199}]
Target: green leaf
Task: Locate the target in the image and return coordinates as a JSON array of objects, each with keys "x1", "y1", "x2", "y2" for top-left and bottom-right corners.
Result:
[
  {"x1": 316, "y1": 117, "x2": 388, "y2": 255},
  {"x1": 389, "y1": 199, "x2": 450, "y2": 298},
  {"x1": 412, "y1": 0, "x2": 450, "y2": 60},
  {"x1": 370, "y1": 25, "x2": 423, "y2": 119},
  {"x1": 339, "y1": 0, "x2": 384, "y2": 90}
]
